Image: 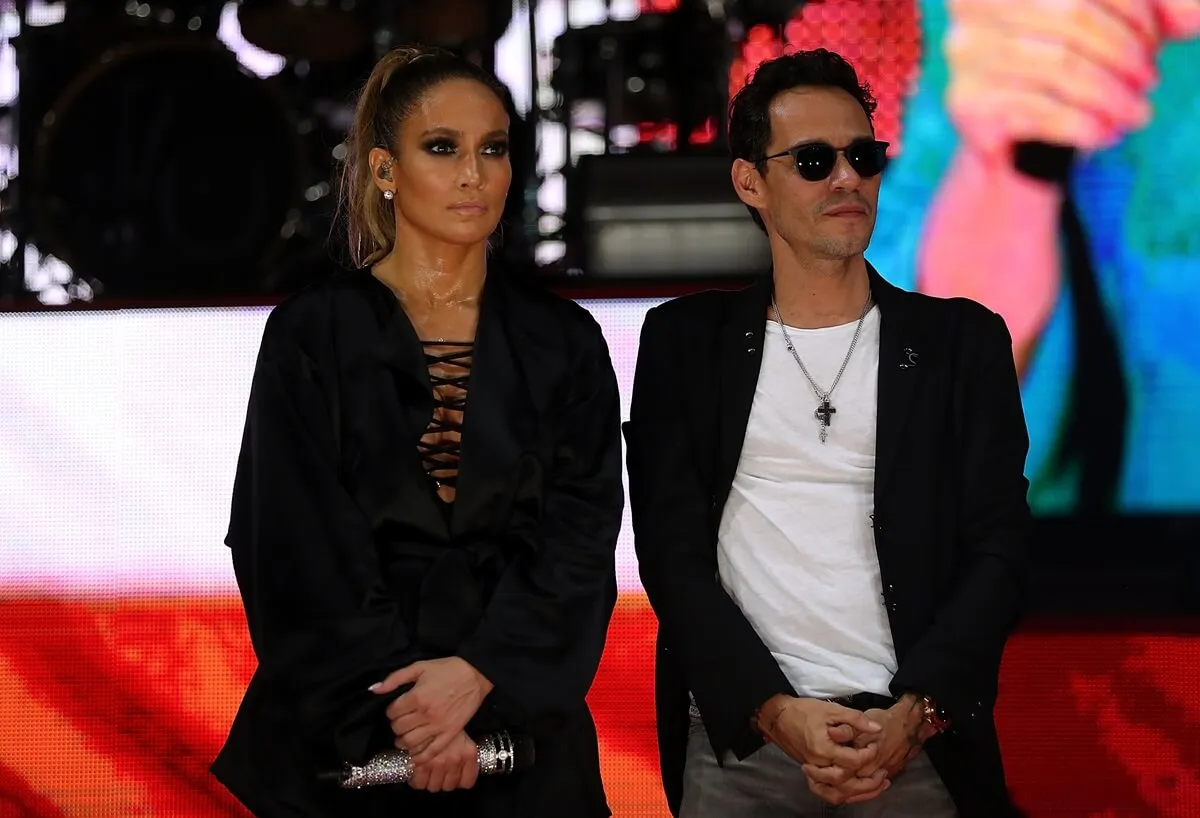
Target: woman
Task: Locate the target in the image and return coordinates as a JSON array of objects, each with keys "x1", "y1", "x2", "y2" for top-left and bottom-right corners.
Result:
[{"x1": 211, "y1": 45, "x2": 624, "y2": 818}]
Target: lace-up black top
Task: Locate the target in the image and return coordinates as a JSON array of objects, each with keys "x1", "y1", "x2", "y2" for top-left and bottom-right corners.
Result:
[
  {"x1": 418, "y1": 340, "x2": 474, "y2": 504},
  {"x1": 215, "y1": 269, "x2": 624, "y2": 818}
]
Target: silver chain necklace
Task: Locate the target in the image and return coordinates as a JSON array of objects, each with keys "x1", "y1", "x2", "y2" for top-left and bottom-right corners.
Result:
[{"x1": 770, "y1": 291, "x2": 873, "y2": 444}]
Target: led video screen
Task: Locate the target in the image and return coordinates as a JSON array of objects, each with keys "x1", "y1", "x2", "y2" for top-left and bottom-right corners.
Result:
[{"x1": 722, "y1": 0, "x2": 1200, "y2": 515}]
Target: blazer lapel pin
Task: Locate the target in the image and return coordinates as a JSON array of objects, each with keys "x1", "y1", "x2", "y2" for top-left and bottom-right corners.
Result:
[{"x1": 900, "y1": 347, "x2": 919, "y2": 369}]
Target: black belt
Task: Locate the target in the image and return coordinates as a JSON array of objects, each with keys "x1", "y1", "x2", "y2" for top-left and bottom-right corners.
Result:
[
  {"x1": 687, "y1": 691, "x2": 897, "y2": 719},
  {"x1": 827, "y1": 692, "x2": 897, "y2": 711}
]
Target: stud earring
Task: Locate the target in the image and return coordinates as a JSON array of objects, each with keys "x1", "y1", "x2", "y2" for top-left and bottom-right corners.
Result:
[{"x1": 383, "y1": 190, "x2": 394, "y2": 200}]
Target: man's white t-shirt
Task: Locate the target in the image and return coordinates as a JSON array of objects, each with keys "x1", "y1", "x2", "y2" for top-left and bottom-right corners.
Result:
[{"x1": 716, "y1": 307, "x2": 898, "y2": 698}]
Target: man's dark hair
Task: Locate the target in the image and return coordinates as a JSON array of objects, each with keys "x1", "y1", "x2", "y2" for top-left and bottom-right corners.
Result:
[{"x1": 728, "y1": 49, "x2": 878, "y2": 231}]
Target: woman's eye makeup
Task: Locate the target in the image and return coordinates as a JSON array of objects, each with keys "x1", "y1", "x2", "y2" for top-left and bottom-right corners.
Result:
[
  {"x1": 423, "y1": 138, "x2": 456, "y2": 155},
  {"x1": 420, "y1": 138, "x2": 510, "y2": 157}
]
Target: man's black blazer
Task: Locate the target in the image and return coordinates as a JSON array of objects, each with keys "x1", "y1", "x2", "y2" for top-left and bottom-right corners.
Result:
[{"x1": 624, "y1": 266, "x2": 1032, "y2": 817}]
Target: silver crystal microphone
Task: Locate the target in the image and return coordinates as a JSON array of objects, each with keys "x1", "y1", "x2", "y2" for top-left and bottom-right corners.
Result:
[{"x1": 318, "y1": 730, "x2": 534, "y2": 788}]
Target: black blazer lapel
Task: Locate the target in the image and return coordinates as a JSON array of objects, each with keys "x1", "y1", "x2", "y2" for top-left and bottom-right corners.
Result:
[
  {"x1": 348, "y1": 276, "x2": 449, "y2": 540},
  {"x1": 451, "y1": 274, "x2": 541, "y2": 538},
  {"x1": 714, "y1": 275, "x2": 772, "y2": 510},
  {"x1": 869, "y1": 264, "x2": 923, "y2": 498}
]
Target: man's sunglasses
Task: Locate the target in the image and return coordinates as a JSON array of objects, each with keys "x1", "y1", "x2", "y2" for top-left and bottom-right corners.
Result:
[{"x1": 758, "y1": 140, "x2": 890, "y2": 182}]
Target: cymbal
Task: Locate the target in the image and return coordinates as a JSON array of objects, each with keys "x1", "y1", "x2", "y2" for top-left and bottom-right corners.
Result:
[{"x1": 238, "y1": 1, "x2": 369, "y2": 62}]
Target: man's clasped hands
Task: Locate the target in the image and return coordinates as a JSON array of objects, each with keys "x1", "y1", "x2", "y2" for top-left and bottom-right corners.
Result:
[
  {"x1": 755, "y1": 693, "x2": 937, "y2": 806},
  {"x1": 362, "y1": 655, "x2": 937, "y2": 802}
]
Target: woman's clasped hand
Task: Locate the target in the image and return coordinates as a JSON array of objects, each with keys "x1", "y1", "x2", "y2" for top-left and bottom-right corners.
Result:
[{"x1": 370, "y1": 656, "x2": 495, "y2": 791}]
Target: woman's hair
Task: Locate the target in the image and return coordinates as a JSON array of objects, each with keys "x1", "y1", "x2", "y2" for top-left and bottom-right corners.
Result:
[{"x1": 339, "y1": 45, "x2": 509, "y2": 267}]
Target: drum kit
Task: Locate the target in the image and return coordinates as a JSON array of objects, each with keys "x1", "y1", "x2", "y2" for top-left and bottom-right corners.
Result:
[
  {"x1": 236, "y1": 0, "x2": 497, "y2": 63},
  {"x1": 16, "y1": 0, "x2": 513, "y2": 297}
]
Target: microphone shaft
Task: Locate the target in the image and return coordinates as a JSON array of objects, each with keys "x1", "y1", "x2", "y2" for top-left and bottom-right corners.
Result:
[
  {"x1": 1013, "y1": 141, "x2": 1076, "y2": 183},
  {"x1": 322, "y1": 730, "x2": 530, "y2": 789}
]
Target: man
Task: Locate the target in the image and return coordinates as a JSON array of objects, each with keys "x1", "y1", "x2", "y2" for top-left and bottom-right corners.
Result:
[{"x1": 625, "y1": 49, "x2": 1030, "y2": 817}]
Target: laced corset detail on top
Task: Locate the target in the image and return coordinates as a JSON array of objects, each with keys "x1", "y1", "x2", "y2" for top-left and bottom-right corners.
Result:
[{"x1": 418, "y1": 340, "x2": 474, "y2": 503}]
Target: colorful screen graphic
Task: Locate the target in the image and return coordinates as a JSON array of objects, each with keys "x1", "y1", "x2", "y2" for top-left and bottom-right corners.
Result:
[
  {"x1": 2, "y1": 304, "x2": 1199, "y2": 816},
  {"x1": 730, "y1": 0, "x2": 1200, "y2": 515}
]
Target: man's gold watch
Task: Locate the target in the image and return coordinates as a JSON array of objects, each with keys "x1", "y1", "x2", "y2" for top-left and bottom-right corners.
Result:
[{"x1": 920, "y1": 695, "x2": 951, "y2": 735}]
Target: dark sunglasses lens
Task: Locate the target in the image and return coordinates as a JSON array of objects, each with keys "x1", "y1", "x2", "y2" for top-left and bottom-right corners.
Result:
[
  {"x1": 846, "y1": 142, "x2": 888, "y2": 178},
  {"x1": 793, "y1": 144, "x2": 837, "y2": 181}
]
